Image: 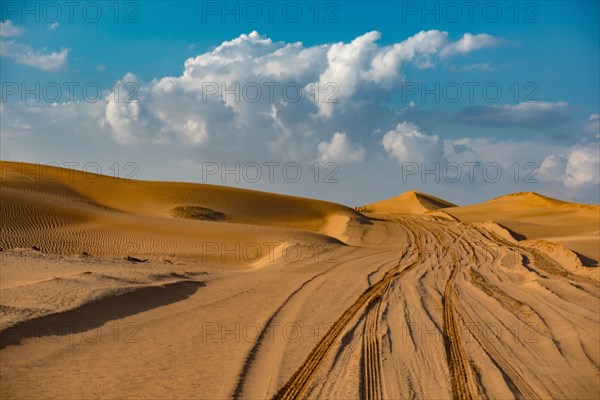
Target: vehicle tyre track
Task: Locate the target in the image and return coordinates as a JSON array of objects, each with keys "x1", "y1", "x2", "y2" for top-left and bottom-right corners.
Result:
[
  {"x1": 443, "y1": 252, "x2": 479, "y2": 400},
  {"x1": 361, "y1": 288, "x2": 386, "y2": 400},
  {"x1": 274, "y1": 217, "x2": 423, "y2": 400}
]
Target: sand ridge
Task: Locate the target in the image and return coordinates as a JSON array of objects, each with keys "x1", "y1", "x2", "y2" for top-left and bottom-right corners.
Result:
[
  {"x1": 360, "y1": 190, "x2": 457, "y2": 214},
  {"x1": 1, "y1": 161, "x2": 367, "y2": 261}
]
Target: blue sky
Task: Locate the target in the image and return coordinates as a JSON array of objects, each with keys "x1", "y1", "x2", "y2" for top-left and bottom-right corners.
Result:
[{"x1": 1, "y1": 1, "x2": 599, "y2": 205}]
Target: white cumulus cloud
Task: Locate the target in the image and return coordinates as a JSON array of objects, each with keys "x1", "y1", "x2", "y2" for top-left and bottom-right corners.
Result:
[
  {"x1": 440, "y1": 33, "x2": 499, "y2": 57},
  {"x1": 540, "y1": 143, "x2": 600, "y2": 189},
  {"x1": 0, "y1": 40, "x2": 68, "y2": 71},
  {"x1": 318, "y1": 132, "x2": 365, "y2": 163},
  {"x1": 314, "y1": 30, "x2": 500, "y2": 117},
  {"x1": 0, "y1": 20, "x2": 67, "y2": 71},
  {"x1": 382, "y1": 122, "x2": 442, "y2": 163},
  {"x1": 0, "y1": 20, "x2": 23, "y2": 37},
  {"x1": 564, "y1": 144, "x2": 600, "y2": 188},
  {"x1": 93, "y1": 30, "x2": 500, "y2": 156}
]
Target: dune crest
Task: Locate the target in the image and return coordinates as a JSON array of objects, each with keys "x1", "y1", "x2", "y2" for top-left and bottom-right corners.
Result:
[
  {"x1": 487, "y1": 191, "x2": 593, "y2": 209},
  {"x1": 361, "y1": 190, "x2": 456, "y2": 214},
  {"x1": 445, "y1": 191, "x2": 600, "y2": 265}
]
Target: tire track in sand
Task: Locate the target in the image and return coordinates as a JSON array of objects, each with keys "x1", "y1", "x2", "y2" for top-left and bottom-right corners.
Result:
[
  {"x1": 426, "y1": 224, "x2": 479, "y2": 400},
  {"x1": 361, "y1": 290, "x2": 386, "y2": 400},
  {"x1": 443, "y1": 252, "x2": 479, "y2": 400},
  {"x1": 274, "y1": 218, "x2": 423, "y2": 400},
  {"x1": 361, "y1": 216, "x2": 424, "y2": 400},
  {"x1": 439, "y1": 225, "x2": 542, "y2": 400},
  {"x1": 457, "y1": 233, "x2": 544, "y2": 399}
]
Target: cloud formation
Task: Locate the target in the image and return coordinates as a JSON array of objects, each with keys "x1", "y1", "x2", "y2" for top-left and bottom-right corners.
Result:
[
  {"x1": 439, "y1": 33, "x2": 500, "y2": 57},
  {"x1": 0, "y1": 20, "x2": 67, "y2": 71},
  {"x1": 382, "y1": 122, "x2": 441, "y2": 164},
  {"x1": 540, "y1": 143, "x2": 600, "y2": 189},
  {"x1": 454, "y1": 101, "x2": 571, "y2": 129},
  {"x1": 318, "y1": 132, "x2": 365, "y2": 163},
  {"x1": 0, "y1": 40, "x2": 68, "y2": 71},
  {"x1": 97, "y1": 30, "x2": 502, "y2": 153},
  {"x1": 0, "y1": 20, "x2": 23, "y2": 37}
]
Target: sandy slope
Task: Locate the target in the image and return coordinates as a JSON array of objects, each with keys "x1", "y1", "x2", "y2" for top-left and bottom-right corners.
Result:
[
  {"x1": 362, "y1": 190, "x2": 456, "y2": 214},
  {"x1": 1, "y1": 164, "x2": 599, "y2": 400},
  {"x1": 446, "y1": 192, "x2": 600, "y2": 266},
  {"x1": 1, "y1": 161, "x2": 365, "y2": 259}
]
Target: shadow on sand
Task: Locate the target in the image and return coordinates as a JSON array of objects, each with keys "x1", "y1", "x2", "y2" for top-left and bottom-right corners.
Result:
[{"x1": 0, "y1": 280, "x2": 205, "y2": 349}]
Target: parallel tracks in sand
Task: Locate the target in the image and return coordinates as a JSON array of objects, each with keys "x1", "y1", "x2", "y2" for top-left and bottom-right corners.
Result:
[
  {"x1": 427, "y1": 226, "x2": 478, "y2": 400},
  {"x1": 442, "y1": 252, "x2": 479, "y2": 400},
  {"x1": 274, "y1": 218, "x2": 423, "y2": 400},
  {"x1": 361, "y1": 289, "x2": 386, "y2": 400},
  {"x1": 456, "y1": 237, "x2": 543, "y2": 399},
  {"x1": 438, "y1": 227, "x2": 541, "y2": 400},
  {"x1": 275, "y1": 216, "x2": 541, "y2": 400}
]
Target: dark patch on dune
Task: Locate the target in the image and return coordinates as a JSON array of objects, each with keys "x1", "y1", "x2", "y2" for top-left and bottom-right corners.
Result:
[
  {"x1": 494, "y1": 222, "x2": 528, "y2": 241},
  {"x1": 574, "y1": 251, "x2": 598, "y2": 268},
  {"x1": 172, "y1": 206, "x2": 226, "y2": 221},
  {"x1": 124, "y1": 255, "x2": 148, "y2": 263}
]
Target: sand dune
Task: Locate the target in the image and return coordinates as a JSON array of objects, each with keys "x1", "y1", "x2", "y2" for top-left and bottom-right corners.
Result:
[
  {"x1": 1, "y1": 161, "x2": 362, "y2": 230},
  {"x1": 1, "y1": 161, "x2": 365, "y2": 260},
  {"x1": 363, "y1": 189, "x2": 599, "y2": 266},
  {"x1": 361, "y1": 190, "x2": 456, "y2": 214},
  {"x1": 1, "y1": 163, "x2": 598, "y2": 399},
  {"x1": 446, "y1": 191, "x2": 600, "y2": 265}
]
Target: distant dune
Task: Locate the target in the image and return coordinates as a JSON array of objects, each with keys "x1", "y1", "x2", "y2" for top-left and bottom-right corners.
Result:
[
  {"x1": 446, "y1": 191, "x2": 600, "y2": 265},
  {"x1": 361, "y1": 190, "x2": 456, "y2": 214},
  {"x1": 359, "y1": 189, "x2": 599, "y2": 266}
]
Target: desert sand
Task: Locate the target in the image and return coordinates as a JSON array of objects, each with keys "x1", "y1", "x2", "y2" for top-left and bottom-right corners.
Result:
[{"x1": 1, "y1": 161, "x2": 599, "y2": 399}]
